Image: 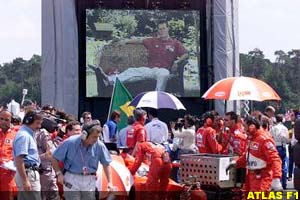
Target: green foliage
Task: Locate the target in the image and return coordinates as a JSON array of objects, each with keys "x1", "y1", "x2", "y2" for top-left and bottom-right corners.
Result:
[
  {"x1": 86, "y1": 9, "x2": 200, "y2": 55},
  {"x1": 183, "y1": 26, "x2": 199, "y2": 58},
  {"x1": 240, "y1": 49, "x2": 300, "y2": 113},
  {"x1": 86, "y1": 10, "x2": 139, "y2": 39},
  {"x1": 0, "y1": 55, "x2": 41, "y2": 106},
  {"x1": 168, "y1": 19, "x2": 185, "y2": 36},
  {"x1": 112, "y1": 15, "x2": 137, "y2": 38}
]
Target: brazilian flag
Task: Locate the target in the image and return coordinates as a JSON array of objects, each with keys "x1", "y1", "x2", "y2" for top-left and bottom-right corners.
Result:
[{"x1": 108, "y1": 77, "x2": 135, "y2": 130}]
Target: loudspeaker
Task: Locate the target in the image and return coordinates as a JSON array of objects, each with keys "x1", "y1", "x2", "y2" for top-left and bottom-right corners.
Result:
[
  {"x1": 81, "y1": 120, "x2": 101, "y2": 140},
  {"x1": 81, "y1": 130, "x2": 88, "y2": 140}
]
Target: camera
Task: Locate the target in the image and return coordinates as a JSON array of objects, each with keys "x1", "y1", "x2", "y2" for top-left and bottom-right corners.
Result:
[
  {"x1": 194, "y1": 116, "x2": 203, "y2": 130},
  {"x1": 41, "y1": 117, "x2": 59, "y2": 133},
  {"x1": 175, "y1": 118, "x2": 185, "y2": 130},
  {"x1": 12, "y1": 115, "x2": 22, "y2": 126}
]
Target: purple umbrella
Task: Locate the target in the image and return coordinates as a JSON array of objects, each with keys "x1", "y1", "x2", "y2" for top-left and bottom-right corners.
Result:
[{"x1": 129, "y1": 91, "x2": 186, "y2": 110}]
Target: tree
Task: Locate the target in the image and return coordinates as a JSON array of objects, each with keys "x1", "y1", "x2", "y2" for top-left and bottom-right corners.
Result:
[
  {"x1": 240, "y1": 48, "x2": 300, "y2": 113},
  {"x1": 0, "y1": 55, "x2": 41, "y2": 106}
]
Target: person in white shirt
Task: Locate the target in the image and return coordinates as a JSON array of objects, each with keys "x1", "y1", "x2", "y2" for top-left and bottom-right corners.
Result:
[
  {"x1": 170, "y1": 114, "x2": 198, "y2": 155},
  {"x1": 269, "y1": 114, "x2": 289, "y2": 189},
  {"x1": 263, "y1": 106, "x2": 276, "y2": 127},
  {"x1": 270, "y1": 114, "x2": 289, "y2": 146},
  {"x1": 145, "y1": 109, "x2": 168, "y2": 144}
]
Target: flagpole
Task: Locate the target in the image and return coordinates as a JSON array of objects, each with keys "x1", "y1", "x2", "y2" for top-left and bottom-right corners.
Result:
[{"x1": 107, "y1": 77, "x2": 117, "y2": 121}]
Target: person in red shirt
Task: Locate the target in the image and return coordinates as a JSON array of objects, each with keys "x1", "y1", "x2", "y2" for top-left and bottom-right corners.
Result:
[
  {"x1": 228, "y1": 116, "x2": 283, "y2": 192},
  {"x1": 222, "y1": 111, "x2": 247, "y2": 156},
  {"x1": 213, "y1": 116, "x2": 233, "y2": 150},
  {"x1": 214, "y1": 116, "x2": 225, "y2": 144},
  {"x1": 99, "y1": 20, "x2": 189, "y2": 92},
  {"x1": 196, "y1": 111, "x2": 223, "y2": 154},
  {"x1": 118, "y1": 20, "x2": 188, "y2": 70},
  {"x1": 0, "y1": 110, "x2": 17, "y2": 200},
  {"x1": 142, "y1": 21, "x2": 187, "y2": 71},
  {"x1": 126, "y1": 109, "x2": 147, "y2": 156},
  {"x1": 129, "y1": 142, "x2": 172, "y2": 198},
  {"x1": 53, "y1": 121, "x2": 81, "y2": 147},
  {"x1": 251, "y1": 111, "x2": 276, "y2": 145}
]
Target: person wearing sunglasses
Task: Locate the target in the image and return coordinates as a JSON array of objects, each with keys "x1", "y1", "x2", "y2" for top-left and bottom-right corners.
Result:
[{"x1": 81, "y1": 112, "x2": 92, "y2": 125}]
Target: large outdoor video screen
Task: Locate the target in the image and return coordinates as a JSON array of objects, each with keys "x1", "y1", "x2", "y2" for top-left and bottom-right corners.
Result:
[{"x1": 86, "y1": 9, "x2": 200, "y2": 97}]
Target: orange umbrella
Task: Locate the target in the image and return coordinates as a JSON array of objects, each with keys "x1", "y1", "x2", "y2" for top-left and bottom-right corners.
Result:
[
  {"x1": 96, "y1": 155, "x2": 134, "y2": 199},
  {"x1": 202, "y1": 76, "x2": 280, "y2": 101}
]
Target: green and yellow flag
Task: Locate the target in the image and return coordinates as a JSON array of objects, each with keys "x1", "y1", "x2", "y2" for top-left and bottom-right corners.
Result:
[{"x1": 108, "y1": 78, "x2": 135, "y2": 130}]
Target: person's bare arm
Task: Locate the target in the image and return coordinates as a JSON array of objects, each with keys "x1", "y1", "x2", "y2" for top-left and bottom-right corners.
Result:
[
  {"x1": 171, "y1": 53, "x2": 189, "y2": 73},
  {"x1": 51, "y1": 157, "x2": 64, "y2": 185},
  {"x1": 15, "y1": 156, "x2": 31, "y2": 191},
  {"x1": 176, "y1": 53, "x2": 189, "y2": 63},
  {"x1": 103, "y1": 164, "x2": 113, "y2": 190}
]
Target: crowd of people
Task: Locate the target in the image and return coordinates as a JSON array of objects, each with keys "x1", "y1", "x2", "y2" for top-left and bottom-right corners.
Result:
[
  {"x1": 112, "y1": 105, "x2": 299, "y2": 193},
  {"x1": 0, "y1": 101, "x2": 114, "y2": 200},
  {"x1": 0, "y1": 100, "x2": 299, "y2": 200}
]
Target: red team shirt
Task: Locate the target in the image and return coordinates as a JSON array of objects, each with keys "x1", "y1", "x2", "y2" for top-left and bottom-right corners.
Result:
[
  {"x1": 236, "y1": 129, "x2": 282, "y2": 191},
  {"x1": 0, "y1": 128, "x2": 16, "y2": 162},
  {"x1": 126, "y1": 121, "x2": 147, "y2": 150},
  {"x1": 0, "y1": 128, "x2": 17, "y2": 198},
  {"x1": 222, "y1": 124, "x2": 247, "y2": 155},
  {"x1": 196, "y1": 126, "x2": 223, "y2": 154},
  {"x1": 129, "y1": 142, "x2": 172, "y2": 193},
  {"x1": 143, "y1": 37, "x2": 187, "y2": 69}
]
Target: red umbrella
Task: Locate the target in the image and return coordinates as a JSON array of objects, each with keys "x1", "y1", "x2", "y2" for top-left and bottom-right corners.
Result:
[{"x1": 202, "y1": 76, "x2": 280, "y2": 101}]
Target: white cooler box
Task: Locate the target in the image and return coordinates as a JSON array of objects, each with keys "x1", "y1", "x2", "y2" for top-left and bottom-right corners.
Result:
[{"x1": 180, "y1": 154, "x2": 238, "y2": 188}]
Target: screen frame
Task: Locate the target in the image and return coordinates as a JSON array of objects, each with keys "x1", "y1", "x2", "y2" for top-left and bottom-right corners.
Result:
[{"x1": 76, "y1": 0, "x2": 211, "y2": 121}]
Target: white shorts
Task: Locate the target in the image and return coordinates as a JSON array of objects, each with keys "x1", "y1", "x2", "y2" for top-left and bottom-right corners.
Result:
[
  {"x1": 63, "y1": 171, "x2": 96, "y2": 200},
  {"x1": 109, "y1": 67, "x2": 170, "y2": 90}
]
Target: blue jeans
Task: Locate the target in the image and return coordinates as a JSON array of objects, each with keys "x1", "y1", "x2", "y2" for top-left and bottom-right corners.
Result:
[
  {"x1": 288, "y1": 144, "x2": 294, "y2": 178},
  {"x1": 277, "y1": 146, "x2": 287, "y2": 189}
]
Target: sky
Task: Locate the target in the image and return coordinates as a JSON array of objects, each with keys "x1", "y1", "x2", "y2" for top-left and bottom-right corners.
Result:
[
  {"x1": 0, "y1": 0, "x2": 41, "y2": 64},
  {"x1": 239, "y1": 0, "x2": 300, "y2": 61},
  {"x1": 0, "y1": 1, "x2": 299, "y2": 64}
]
